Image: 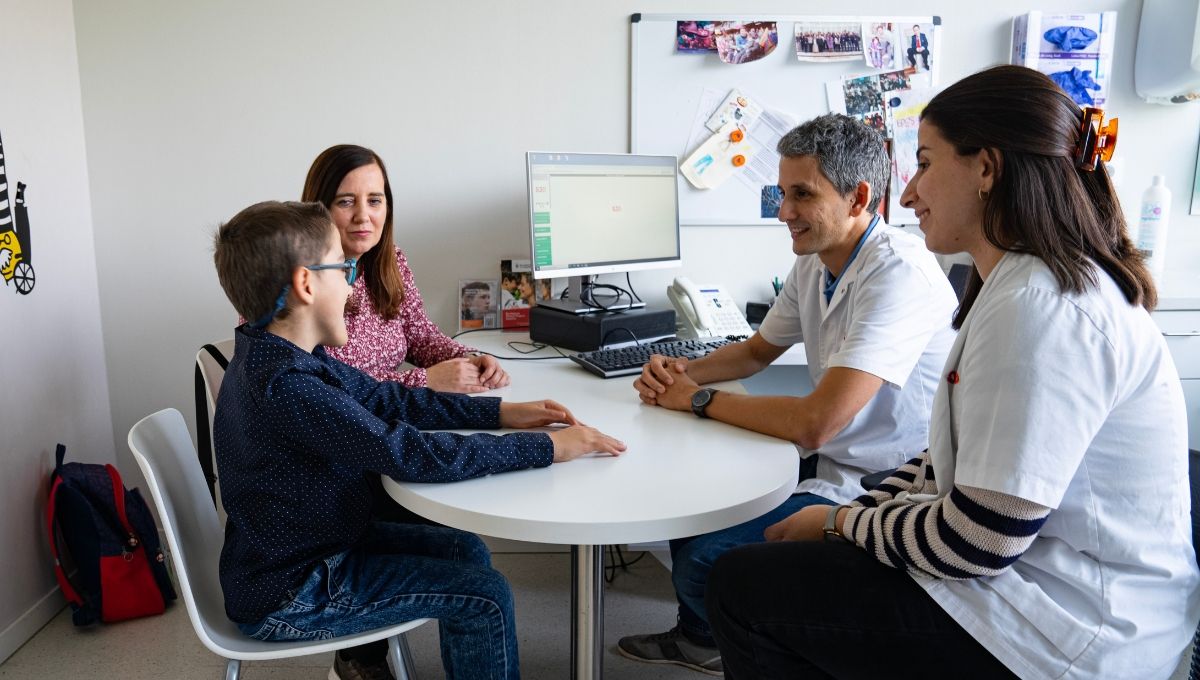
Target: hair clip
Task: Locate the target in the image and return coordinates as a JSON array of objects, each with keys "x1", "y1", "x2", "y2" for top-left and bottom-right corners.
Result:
[{"x1": 1076, "y1": 106, "x2": 1117, "y2": 172}]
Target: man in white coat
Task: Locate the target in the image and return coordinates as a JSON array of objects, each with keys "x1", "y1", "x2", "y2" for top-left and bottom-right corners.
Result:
[{"x1": 617, "y1": 113, "x2": 959, "y2": 675}]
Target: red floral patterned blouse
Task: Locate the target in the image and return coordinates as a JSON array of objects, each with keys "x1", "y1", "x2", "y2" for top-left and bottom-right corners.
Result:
[{"x1": 326, "y1": 246, "x2": 474, "y2": 387}]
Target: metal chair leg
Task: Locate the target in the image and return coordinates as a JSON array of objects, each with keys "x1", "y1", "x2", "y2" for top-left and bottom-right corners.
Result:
[
  {"x1": 224, "y1": 658, "x2": 241, "y2": 680},
  {"x1": 388, "y1": 633, "x2": 419, "y2": 680}
]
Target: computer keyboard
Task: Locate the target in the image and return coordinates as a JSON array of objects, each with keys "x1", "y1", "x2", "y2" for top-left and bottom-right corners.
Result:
[{"x1": 571, "y1": 338, "x2": 738, "y2": 378}]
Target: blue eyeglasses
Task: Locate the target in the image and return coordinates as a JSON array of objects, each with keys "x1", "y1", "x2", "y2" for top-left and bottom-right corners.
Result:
[
  {"x1": 248, "y1": 258, "x2": 359, "y2": 329},
  {"x1": 305, "y1": 258, "x2": 358, "y2": 286}
]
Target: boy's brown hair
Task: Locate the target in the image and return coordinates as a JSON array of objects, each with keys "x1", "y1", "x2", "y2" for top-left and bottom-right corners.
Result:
[{"x1": 214, "y1": 201, "x2": 333, "y2": 324}]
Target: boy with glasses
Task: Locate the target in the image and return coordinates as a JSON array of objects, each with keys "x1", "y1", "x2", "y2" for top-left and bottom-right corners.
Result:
[{"x1": 212, "y1": 201, "x2": 625, "y2": 680}]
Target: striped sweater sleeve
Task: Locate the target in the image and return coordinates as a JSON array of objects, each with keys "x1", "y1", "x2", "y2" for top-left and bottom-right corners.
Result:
[
  {"x1": 842, "y1": 466, "x2": 1051, "y2": 580},
  {"x1": 850, "y1": 452, "x2": 939, "y2": 508}
]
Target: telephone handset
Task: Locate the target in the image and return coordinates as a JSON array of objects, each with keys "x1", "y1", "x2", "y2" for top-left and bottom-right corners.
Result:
[{"x1": 667, "y1": 277, "x2": 754, "y2": 340}]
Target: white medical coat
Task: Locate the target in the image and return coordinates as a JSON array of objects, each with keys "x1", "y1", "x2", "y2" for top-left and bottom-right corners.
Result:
[
  {"x1": 918, "y1": 252, "x2": 1200, "y2": 679},
  {"x1": 758, "y1": 223, "x2": 957, "y2": 503}
]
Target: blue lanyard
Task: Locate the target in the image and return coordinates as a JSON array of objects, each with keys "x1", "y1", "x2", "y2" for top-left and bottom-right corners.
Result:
[{"x1": 824, "y1": 214, "x2": 880, "y2": 304}]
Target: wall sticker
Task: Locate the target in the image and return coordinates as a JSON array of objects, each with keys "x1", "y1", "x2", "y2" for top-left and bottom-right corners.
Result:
[{"x1": 0, "y1": 129, "x2": 35, "y2": 295}]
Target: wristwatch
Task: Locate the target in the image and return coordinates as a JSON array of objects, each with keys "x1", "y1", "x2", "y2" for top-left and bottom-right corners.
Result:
[
  {"x1": 690, "y1": 388, "x2": 719, "y2": 418},
  {"x1": 823, "y1": 505, "x2": 849, "y2": 543}
]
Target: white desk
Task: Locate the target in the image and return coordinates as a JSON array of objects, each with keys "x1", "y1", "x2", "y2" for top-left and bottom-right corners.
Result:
[{"x1": 383, "y1": 331, "x2": 800, "y2": 680}]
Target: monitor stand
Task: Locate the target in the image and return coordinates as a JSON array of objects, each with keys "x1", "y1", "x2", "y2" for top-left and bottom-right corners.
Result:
[{"x1": 536, "y1": 275, "x2": 647, "y2": 315}]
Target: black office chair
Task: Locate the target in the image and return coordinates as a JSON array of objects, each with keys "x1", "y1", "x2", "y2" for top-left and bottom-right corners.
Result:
[{"x1": 947, "y1": 263, "x2": 971, "y2": 302}]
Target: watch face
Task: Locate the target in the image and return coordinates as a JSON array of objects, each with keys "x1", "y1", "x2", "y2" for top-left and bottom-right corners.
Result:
[{"x1": 691, "y1": 388, "x2": 714, "y2": 416}]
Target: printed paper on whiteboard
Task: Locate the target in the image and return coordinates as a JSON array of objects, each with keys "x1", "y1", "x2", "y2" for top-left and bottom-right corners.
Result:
[{"x1": 681, "y1": 122, "x2": 754, "y2": 190}]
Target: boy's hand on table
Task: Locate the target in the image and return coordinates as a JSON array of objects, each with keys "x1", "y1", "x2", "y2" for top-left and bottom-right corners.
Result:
[
  {"x1": 500, "y1": 399, "x2": 579, "y2": 429},
  {"x1": 548, "y1": 425, "x2": 627, "y2": 462}
]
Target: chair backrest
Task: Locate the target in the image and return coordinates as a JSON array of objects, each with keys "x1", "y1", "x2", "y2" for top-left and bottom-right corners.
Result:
[
  {"x1": 128, "y1": 408, "x2": 236, "y2": 655},
  {"x1": 197, "y1": 339, "x2": 234, "y2": 416},
  {"x1": 195, "y1": 340, "x2": 233, "y2": 511}
]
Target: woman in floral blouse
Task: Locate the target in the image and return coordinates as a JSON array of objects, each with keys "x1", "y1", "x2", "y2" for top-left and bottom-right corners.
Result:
[{"x1": 302, "y1": 144, "x2": 509, "y2": 393}]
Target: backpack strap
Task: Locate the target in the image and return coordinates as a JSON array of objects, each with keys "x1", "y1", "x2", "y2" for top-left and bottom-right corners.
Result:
[
  {"x1": 46, "y1": 474, "x2": 84, "y2": 607},
  {"x1": 103, "y1": 464, "x2": 143, "y2": 552},
  {"x1": 194, "y1": 343, "x2": 228, "y2": 508}
]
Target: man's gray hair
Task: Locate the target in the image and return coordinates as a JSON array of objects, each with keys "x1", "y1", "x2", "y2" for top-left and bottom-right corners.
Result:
[{"x1": 776, "y1": 114, "x2": 891, "y2": 213}]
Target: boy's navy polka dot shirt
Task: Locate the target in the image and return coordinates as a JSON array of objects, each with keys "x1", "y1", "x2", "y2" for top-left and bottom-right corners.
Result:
[{"x1": 214, "y1": 325, "x2": 553, "y2": 623}]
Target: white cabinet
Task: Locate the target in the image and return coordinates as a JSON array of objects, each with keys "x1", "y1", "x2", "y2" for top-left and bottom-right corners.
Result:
[{"x1": 1152, "y1": 299, "x2": 1200, "y2": 450}]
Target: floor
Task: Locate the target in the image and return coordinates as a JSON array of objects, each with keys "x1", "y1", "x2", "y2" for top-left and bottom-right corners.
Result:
[{"x1": 0, "y1": 551, "x2": 708, "y2": 679}]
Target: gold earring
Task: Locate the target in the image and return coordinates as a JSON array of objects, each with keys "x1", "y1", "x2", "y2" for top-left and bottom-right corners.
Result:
[{"x1": 978, "y1": 187, "x2": 990, "y2": 201}]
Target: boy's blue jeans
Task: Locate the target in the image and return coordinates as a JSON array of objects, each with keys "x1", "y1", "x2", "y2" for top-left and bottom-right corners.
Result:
[
  {"x1": 237, "y1": 521, "x2": 519, "y2": 679},
  {"x1": 669, "y1": 455, "x2": 834, "y2": 647}
]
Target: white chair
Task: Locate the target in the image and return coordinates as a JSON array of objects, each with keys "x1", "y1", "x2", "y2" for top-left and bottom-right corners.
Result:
[
  {"x1": 128, "y1": 408, "x2": 429, "y2": 680},
  {"x1": 194, "y1": 339, "x2": 233, "y2": 516}
]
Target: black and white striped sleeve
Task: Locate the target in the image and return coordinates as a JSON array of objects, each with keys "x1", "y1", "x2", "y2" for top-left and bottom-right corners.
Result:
[
  {"x1": 842, "y1": 483, "x2": 1051, "y2": 580},
  {"x1": 850, "y1": 452, "x2": 939, "y2": 508}
]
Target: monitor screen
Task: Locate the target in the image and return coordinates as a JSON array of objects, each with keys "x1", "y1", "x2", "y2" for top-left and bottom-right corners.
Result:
[{"x1": 526, "y1": 152, "x2": 681, "y2": 280}]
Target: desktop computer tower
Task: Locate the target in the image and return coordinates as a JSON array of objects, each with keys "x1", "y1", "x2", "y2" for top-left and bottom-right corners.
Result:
[{"x1": 530, "y1": 306, "x2": 676, "y2": 352}]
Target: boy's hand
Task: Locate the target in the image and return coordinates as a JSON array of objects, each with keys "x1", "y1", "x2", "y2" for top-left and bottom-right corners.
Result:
[
  {"x1": 499, "y1": 400, "x2": 579, "y2": 429},
  {"x1": 548, "y1": 425, "x2": 627, "y2": 462}
]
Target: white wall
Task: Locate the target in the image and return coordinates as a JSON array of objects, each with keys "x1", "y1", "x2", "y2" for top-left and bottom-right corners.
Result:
[{"x1": 0, "y1": 0, "x2": 113, "y2": 662}]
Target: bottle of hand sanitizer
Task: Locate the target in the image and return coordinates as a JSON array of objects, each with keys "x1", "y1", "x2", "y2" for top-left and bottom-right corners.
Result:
[{"x1": 1136, "y1": 175, "x2": 1171, "y2": 282}]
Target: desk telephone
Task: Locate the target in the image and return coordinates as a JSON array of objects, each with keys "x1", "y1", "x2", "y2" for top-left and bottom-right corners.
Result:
[{"x1": 667, "y1": 277, "x2": 754, "y2": 339}]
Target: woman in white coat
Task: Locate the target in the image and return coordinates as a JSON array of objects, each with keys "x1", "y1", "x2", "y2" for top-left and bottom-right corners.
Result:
[{"x1": 705, "y1": 64, "x2": 1200, "y2": 679}]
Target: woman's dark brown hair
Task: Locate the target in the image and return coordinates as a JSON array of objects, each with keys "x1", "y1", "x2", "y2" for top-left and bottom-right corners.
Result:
[
  {"x1": 920, "y1": 65, "x2": 1154, "y2": 329},
  {"x1": 302, "y1": 144, "x2": 404, "y2": 319}
]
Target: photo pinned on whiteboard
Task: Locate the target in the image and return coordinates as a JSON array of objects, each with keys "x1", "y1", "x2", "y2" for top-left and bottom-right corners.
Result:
[
  {"x1": 879, "y1": 70, "x2": 911, "y2": 92},
  {"x1": 676, "y1": 21, "x2": 719, "y2": 53},
  {"x1": 458, "y1": 279, "x2": 498, "y2": 332},
  {"x1": 794, "y1": 21, "x2": 863, "y2": 62},
  {"x1": 903, "y1": 22, "x2": 934, "y2": 74},
  {"x1": 713, "y1": 21, "x2": 778, "y2": 65},
  {"x1": 844, "y1": 75, "x2": 886, "y2": 117},
  {"x1": 826, "y1": 68, "x2": 915, "y2": 138},
  {"x1": 761, "y1": 185, "x2": 783, "y2": 219},
  {"x1": 862, "y1": 22, "x2": 897, "y2": 70}
]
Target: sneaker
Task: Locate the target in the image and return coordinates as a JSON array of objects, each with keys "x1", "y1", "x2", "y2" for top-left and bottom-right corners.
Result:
[
  {"x1": 617, "y1": 626, "x2": 724, "y2": 676},
  {"x1": 328, "y1": 650, "x2": 395, "y2": 680}
]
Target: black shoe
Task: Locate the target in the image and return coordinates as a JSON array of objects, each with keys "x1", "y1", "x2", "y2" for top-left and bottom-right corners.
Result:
[
  {"x1": 616, "y1": 626, "x2": 723, "y2": 676},
  {"x1": 329, "y1": 650, "x2": 395, "y2": 680}
]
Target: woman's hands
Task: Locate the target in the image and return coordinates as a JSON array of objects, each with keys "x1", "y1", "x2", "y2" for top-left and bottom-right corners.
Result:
[
  {"x1": 425, "y1": 354, "x2": 510, "y2": 393},
  {"x1": 499, "y1": 400, "x2": 627, "y2": 462}
]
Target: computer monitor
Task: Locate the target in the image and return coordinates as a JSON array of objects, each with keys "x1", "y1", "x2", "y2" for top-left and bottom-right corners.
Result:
[{"x1": 526, "y1": 152, "x2": 681, "y2": 314}]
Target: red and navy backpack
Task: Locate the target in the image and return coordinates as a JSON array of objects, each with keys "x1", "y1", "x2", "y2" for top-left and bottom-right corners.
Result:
[{"x1": 46, "y1": 444, "x2": 176, "y2": 625}]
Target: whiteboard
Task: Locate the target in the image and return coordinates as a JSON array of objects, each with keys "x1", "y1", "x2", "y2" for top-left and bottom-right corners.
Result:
[{"x1": 631, "y1": 13, "x2": 941, "y2": 226}]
